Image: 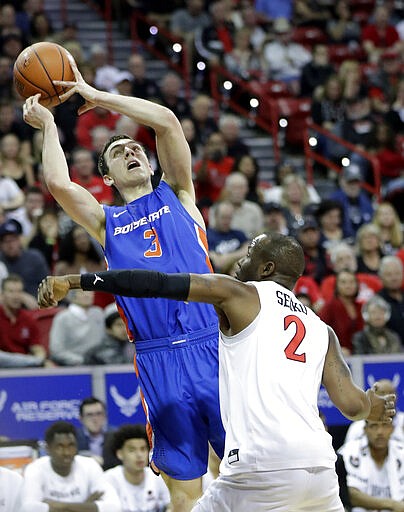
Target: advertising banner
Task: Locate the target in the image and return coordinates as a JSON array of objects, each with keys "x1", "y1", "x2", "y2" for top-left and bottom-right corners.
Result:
[{"x1": 104, "y1": 372, "x2": 146, "y2": 428}]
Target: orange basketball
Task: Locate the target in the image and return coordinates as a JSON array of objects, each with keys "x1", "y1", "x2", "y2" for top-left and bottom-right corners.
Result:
[{"x1": 13, "y1": 41, "x2": 75, "y2": 108}]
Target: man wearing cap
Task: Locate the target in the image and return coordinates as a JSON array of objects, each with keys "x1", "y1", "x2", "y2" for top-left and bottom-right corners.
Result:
[
  {"x1": 330, "y1": 165, "x2": 374, "y2": 237},
  {"x1": 261, "y1": 17, "x2": 311, "y2": 94},
  {"x1": 0, "y1": 218, "x2": 49, "y2": 299}
]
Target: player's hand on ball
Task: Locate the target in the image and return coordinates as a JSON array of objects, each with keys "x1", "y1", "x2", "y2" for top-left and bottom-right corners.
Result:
[
  {"x1": 23, "y1": 94, "x2": 54, "y2": 129},
  {"x1": 38, "y1": 276, "x2": 70, "y2": 308},
  {"x1": 53, "y1": 53, "x2": 97, "y2": 115}
]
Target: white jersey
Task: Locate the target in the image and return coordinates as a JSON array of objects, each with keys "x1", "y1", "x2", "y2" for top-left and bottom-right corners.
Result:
[
  {"x1": 0, "y1": 467, "x2": 23, "y2": 512},
  {"x1": 104, "y1": 465, "x2": 170, "y2": 512},
  {"x1": 344, "y1": 412, "x2": 404, "y2": 445},
  {"x1": 339, "y1": 439, "x2": 404, "y2": 512},
  {"x1": 219, "y1": 280, "x2": 336, "y2": 476},
  {"x1": 20, "y1": 455, "x2": 121, "y2": 512}
]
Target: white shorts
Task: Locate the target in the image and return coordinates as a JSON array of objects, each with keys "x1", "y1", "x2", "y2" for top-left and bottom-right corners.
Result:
[{"x1": 192, "y1": 467, "x2": 344, "y2": 512}]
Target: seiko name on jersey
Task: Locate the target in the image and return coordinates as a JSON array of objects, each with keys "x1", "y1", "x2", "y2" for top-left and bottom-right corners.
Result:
[
  {"x1": 113, "y1": 205, "x2": 171, "y2": 236},
  {"x1": 276, "y1": 290, "x2": 308, "y2": 315}
]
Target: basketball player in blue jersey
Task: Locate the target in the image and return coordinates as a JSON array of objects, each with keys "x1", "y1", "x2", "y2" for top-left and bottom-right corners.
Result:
[
  {"x1": 23, "y1": 55, "x2": 224, "y2": 512},
  {"x1": 39, "y1": 232, "x2": 397, "y2": 512}
]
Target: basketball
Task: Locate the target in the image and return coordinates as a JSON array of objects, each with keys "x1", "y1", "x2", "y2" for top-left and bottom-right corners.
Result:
[{"x1": 13, "y1": 41, "x2": 75, "y2": 108}]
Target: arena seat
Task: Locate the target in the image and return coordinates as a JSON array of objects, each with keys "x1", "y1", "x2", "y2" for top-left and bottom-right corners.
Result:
[{"x1": 30, "y1": 307, "x2": 63, "y2": 354}]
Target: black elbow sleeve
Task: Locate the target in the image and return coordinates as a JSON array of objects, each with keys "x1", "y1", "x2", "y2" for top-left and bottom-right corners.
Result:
[{"x1": 81, "y1": 270, "x2": 190, "y2": 301}]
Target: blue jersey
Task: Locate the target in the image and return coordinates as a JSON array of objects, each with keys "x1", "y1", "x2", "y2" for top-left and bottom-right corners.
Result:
[{"x1": 103, "y1": 181, "x2": 218, "y2": 343}]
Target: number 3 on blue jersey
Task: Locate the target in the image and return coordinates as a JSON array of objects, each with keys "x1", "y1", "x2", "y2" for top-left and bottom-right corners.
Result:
[{"x1": 144, "y1": 228, "x2": 162, "y2": 258}]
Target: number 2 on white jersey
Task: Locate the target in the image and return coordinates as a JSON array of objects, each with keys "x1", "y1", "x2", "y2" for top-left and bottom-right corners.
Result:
[
  {"x1": 284, "y1": 315, "x2": 306, "y2": 363},
  {"x1": 144, "y1": 228, "x2": 162, "y2": 258}
]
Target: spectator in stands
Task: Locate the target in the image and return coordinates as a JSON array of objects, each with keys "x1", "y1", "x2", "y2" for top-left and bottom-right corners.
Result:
[
  {"x1": 90, "y1": 125, "x2": 112, "y2": 165},
  {"x1": 207, "y1": 200, "x2": 248, "y2": 273},
  {"x1": 54, "y1": 225, "x2": 105, "y2": 277},
  {"x1": 262, "y1": 201, "x2": 289, "y2": 235},
  {"x1": 339, "y1": 416, "x2": 404, "y2": 510},
  {"x1": 320, "y1": 241, "x2": 382, "y2": 305},
  {"x1": 319, "y1": 269, "x2": 364, "y2": 355},
  {"x1": 49, "y1": 289, "x2": 105, "y2": 366},
  {"x1": 365, "y1": 122, "x2": 404, "y2": 183},
  {"x1": 21, "y1": 421, "x2": 121, "y2": 511},
  {"x1": 194, "y1": 0, "x2": 235, "y2": 68},
  {"x1": 361, "y1": 5, "x2": 401, "y2": 64},
  {"x1": 8, "y1": 185, "x2": 44, "y2": 241},
  {"x1": 76, "y1": 397, "x2": 120, "y2": 470},
  {"x1": 105, "y1": 424, "x2": 171, "y2": 512},
  {"x1": 223, "y1": 26, "x2": 261, "y2": 81},
  {"x1": 368, "y1": 50, "x2": 402, "y2": 119},
  {"x1": 0, "y1": 133, "x2": 34, "y2": 190},
  {"x1": 295, "y1": 215, "x2": 331, "y2": 285},
  {"x1": 352, "y1": 295, "x2": 402, "y2": 355},
  {"x1": 29, "y1": 11, "x2": 54, "y2": 44},
  {"x1": 300, "y1": 44, "x2": 334, "y2": 98},
  {"x1": 254, "y1": 0, "x2": 293, "y2": 23},
  {"x1": 385, "y1": 77, "x2": 404, "y2": 135},
  {"x1": 311, "y1": 74, "x2": 346, "y2": 131},
  {"x1": 1, "y1": 32, "x2": 24, "y2": 61},
  {"x1": 293, "y1": 0, "x2": 331, "y2": 29},
  {"x1": 0, "y1": 55, "x2": 14, "y2": 101},
  {"x1": 109, "y1": 71, "x2": 133, "y2": 96},
  {"x1": 0, "y1": 273, "x2": 47, "y2": 365},
  {"x1": 344, "y1": 378, "x2": 404, "y2": 444},
  {"x1": 262, "y1": 159, "x2": 321, "y2": 205},
  {"x1": 261, "y1": 17, "x2": 311, "y2": 95},
  {"x1": 75, "y1": 105, "x2": 120, "y2": 151},
  {"x1": 84, "y1": 303, "x2": 135, "y2": 365},
  {"x1": 156, "y1": 71, "x2": 191, "y2": 119},
  {"x1": 337, "y1": 60, "x2": 367, "y2": 102},
  {"x1": 279, "y1": 174, "x2": 314, "y2": 236},
  {"x1": 327, "y1": 0, "x2": 360, "y2": 44},
  {"x1": 231, "y1": 154, "x2": 262, "y2": 204},
  {"x1": 170, "y1": 0, "x2": 211, "y2": 41},
  {"x1": 216, "y1": 172, "x2": 263, "y2": 239},
  {"x1": 28, "y1": 209, "x2": 59, "y2": 271},
  {"x1": 0, "y1": 163, "x2": 25, "y2": 214},
  {"x1": 315, "y1": 199, "x2": 352, "y2": 251},
  {"x1": 329, "y1": 165, "x2": 374, "y2": 238},
  {"x1": 70, "y1": 147, "x2": 114, "y2": 205},
  {"x1": 180, "y1": 117, "x2": 201, "y2": 163},
  {"x1": 218, "y1": 113, "x2": 249, "y2": 160},
  {"x1": 0, "y1": 218, "x2": 48, "y2": 298},
  {"x1": 89, "y1": 43, "x2": 121, "y2": 93},
  {"x1": 127, "y1": 53, "x2": 160, "y2": 101},
  {"x1": 377, "y1": 255, "x2": 404, "y2": 344},
  {"x1": 0, "y1": 101, "x2": 32, "y2": 157},
  {"x1": 194, "y1": 131, "x2": 234, "y2": 209},
  {"x1": 371, "y1": 201, "x2": 403, "y2": 255},
  {"x1": 0, "y1": 466, "x2": 23, "y2": 512},
  {"x1": 355, "y1": 223, "x2": 384, "y2": 276},
  {"x1": 190, "y1": 93, "x2": 218, "y2": 147}
]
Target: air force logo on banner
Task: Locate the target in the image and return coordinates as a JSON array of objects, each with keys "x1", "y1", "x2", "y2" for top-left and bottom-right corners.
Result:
[
  {"x1": 368, "y1": 373, "x2": 400, "y2": 389},
  {"x1": 109, "y1": 385, "x2": 141, "y2": 417},
  {"x1": 0, "y1": 390, "x2": 7, "y2": 413}
]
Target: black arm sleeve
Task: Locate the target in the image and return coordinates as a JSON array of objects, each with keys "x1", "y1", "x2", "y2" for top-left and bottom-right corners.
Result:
[{"x1": 80, "y1": 270, "x2": 191, "y2": 301}]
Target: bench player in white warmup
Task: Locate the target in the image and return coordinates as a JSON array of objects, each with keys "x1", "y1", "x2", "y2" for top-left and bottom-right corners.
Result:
[{"x1": 38, "y1": 232, "x2": 396, "y2": 512}]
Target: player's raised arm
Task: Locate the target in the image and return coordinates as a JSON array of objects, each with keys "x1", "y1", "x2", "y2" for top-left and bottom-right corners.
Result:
[
  {"x1": 322, "y1": 326, "x2": 396, "y2": 422},
  {"x1": 56, "y1": 56, "x2": 194, "y2": 199},
  {"x1": 22, "y1": 95, "x2": 105, "y2": 245}
]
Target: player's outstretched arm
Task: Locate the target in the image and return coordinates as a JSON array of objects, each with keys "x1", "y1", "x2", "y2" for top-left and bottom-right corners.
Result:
[
  {"x1": 23, "y1": 95, "x2": 105, "y2": 245},
  {"x1": 322, "y1": 327, "x2": 396, "y2": 422},
  {"x1": 38, "y1": 270, "x2": 260, "y2": 335},
  {"x1": 56, "y1": 56, "x2": 194, "y2": 199}
]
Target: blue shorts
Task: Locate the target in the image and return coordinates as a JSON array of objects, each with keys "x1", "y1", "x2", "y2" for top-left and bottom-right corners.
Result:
[{"x1": 135, "y1": 325, "x2": 225, "y2": 480}]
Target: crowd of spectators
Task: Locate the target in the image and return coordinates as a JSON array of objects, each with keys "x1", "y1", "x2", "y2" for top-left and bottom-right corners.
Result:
[{"x1": 0, "y1": 0, "x2": 403, "y2": 368}]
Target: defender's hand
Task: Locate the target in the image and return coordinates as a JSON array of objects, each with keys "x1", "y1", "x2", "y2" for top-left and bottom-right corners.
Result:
[
  {"x1": 366, "y1": 386, "x2": 396, "y2": 423},
  {"x1": 38, "y1": 276, "x2": 70, "y2": 308}
]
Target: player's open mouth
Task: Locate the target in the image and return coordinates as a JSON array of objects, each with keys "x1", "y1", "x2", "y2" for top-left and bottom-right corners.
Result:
[{"x1": 127, "y1": 160, "x2": 140, "y2": 171}]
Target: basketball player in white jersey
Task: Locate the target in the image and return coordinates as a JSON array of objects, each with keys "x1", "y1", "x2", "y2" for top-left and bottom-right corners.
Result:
[{"x1": 38, "y1": 232, "x2": 396, "y2": 512}]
